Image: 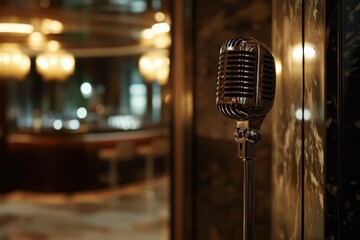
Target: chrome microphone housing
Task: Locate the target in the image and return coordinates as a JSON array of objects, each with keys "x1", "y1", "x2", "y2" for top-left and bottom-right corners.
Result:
[
  {"x1": 216, "y1": 37, "x2": 276, "y2": 129},
  {"x1": 216, "y1": 37, "x2": 276, "y2": 240}
]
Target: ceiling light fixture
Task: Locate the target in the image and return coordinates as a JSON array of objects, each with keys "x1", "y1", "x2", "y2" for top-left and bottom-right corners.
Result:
[
  {"x1": 0, "y1": 23, "x2": 34, "y2": 34},
  {"x1": 0, "y1": 44, "x2": 31, "y2": 80},
  {"x1": 36, "y1": 42, "x2": 75, "y2": 81},
  {"x1": 139, "y1": 51, "x2": 169, "y2": 85}
]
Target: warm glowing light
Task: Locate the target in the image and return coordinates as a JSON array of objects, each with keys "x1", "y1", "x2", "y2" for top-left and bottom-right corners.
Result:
[
  {"x1": 28, "y1": 31, "x2": 46, "y2": 50},
  {"x1": 36, "y1": 50, "x2": 75, "y2": 81},
  {"x1": 275, "y1": 59, "x2": 282, "y2": 75},
  {"x1": 292, "y1": 43, "x2": 316, "y2": 61},
  {"x1": 139, "y1": 52, "x2": 170, "y2": 85},
  {"x1": 141, "y1": 28, "x2": 155, "y2": 39},
  {"x1": 48, "y1": 40, "x2": 60, "y2": 51},
  {"x1": 155, "y1": 12, "x2": 166, "y2": 22},
  {"x1": 0, "y1": 23, "x2": 34, "y2": 34},
  {"x1": 164, "y1": 94, "x2": 171, "y2": 104},
  {"x1": 140, "y1": 22, "x2": 171, "y2": 48},
  {"x1": 41, "y1": 18, "x2": 63, "y2": 34},
  {"x1": 295, "y1": 108, "x2": 311, "y2": 121},
  {"x1": 151, "y1": 22, "x2": 170, "y2": 33},
  {"x1": 153, "y1": 32, "x2": 171, "y2": 48},
  {"x1": 304, "y1": 45, "x2": 316, "y2": 58},
  {"x1": 0, "y1": 44, "x2": 31, "y2": 80}
]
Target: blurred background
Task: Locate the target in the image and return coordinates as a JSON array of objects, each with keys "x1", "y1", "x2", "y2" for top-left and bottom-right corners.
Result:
[
  {"x1": 0, "y1": 0, "x2": 171, "y2": 239},
  {"x1": 0, "y1": 0, "x2": 359, "y2": 240}
]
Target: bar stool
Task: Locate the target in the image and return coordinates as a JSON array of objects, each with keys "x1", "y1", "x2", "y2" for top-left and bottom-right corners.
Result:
[
  {"x1": 135, "y1": 137, "x2": 169, "y2": 223},
  {"x1": 98, "y1": 141, "x2": 136, "y2": 197},
  {"x1": 136, "y1": 137, "x2": 170, "y2": 200}
]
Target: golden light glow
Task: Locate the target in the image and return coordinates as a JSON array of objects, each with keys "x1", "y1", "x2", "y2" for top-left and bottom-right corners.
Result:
[
  {"x1": 275, "y1": 59, "x2": 282, "y2": 75},
  {"x1": 36, "y1": 50, "x2": 75, "y2": 81},
  {"x1": 292, "y1": 42, "x2": 316, "y2": 62},
  {"x1": 154, "y1": 12, "x2": 166, "y2": 22},
  {"x1": 141, "y1": 28, "x2": 154, "y2": 39},
  {"x1": 28, "y1": 31, "x2": 46, "y2": 50},
  {"x1": 48, "y1": 40, "x2": 60, "y2": 51},
  {"x1": 0, "y1": 23, "x2": 34, "y2": 34},
  {"x1": 140, "y1": 22, "x2": 171, "y2": 48},
  {"x1": 151, "y1": 22, "x2": 170, "y2": 33},
  {"x1": 41, "y1": 18, "x2": 63, "y2": 34},
  {"x1": 153, "y1": 32, "x2": 171, "y2": 48},
  {"x1": 0, "y1": 44, "x2": 31, "y2": 80},
  {"x1": 139, "y1": 52, "x2": 169, "y2": 85}
]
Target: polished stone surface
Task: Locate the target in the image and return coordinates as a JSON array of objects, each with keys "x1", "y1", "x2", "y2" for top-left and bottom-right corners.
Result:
[
  {"x1": 271, "y1": 0, "x2": 303, "y2": 239},
  {"x1": 273, "y1": 0, "x2": 360, "y2": 239},
  {"x1": 0, "y1": 178, "x2": 169, "y2": 240},
  {"x1": 303, "y1": 0, "x2": 325, "y2": 239}
]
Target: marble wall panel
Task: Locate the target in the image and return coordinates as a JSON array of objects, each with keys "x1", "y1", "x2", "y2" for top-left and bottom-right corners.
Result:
[
  {"x1": 303, "y1": 0, "x2": 325, "y2": 239},
  {"x1": 272, "y1": 0, "x2": 360, "y2": 239},
  {"x1": 271, "y1": 0, "x2": 303, "y2": 239}
]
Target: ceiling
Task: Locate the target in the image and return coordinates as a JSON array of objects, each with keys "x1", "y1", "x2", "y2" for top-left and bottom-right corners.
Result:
[{"x1": 0, "y1": 0, "x2": 169, "y2": 57}]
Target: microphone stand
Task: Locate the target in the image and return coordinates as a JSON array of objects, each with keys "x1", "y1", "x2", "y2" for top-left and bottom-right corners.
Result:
[{"x1": 234, "y1": 121, "x2": 261, "y2": 240}]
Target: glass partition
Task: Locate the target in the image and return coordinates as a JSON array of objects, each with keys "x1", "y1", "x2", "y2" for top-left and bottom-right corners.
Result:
[{"x1": 0, "y1": 1, "x2": 171, "y2": 239}]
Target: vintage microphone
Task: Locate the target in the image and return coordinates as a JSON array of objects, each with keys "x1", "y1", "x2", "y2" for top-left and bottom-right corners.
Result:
[{"x1": 216, "y1": 37, "x2": 276, "y2": 240}]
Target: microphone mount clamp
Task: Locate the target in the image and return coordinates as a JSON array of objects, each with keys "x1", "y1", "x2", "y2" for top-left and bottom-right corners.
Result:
[{"x1": 234, "y1": 121, "x2": 261, "y2": 160}]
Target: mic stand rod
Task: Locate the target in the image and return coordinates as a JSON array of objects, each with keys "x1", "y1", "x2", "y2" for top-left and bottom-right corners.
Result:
[{"x1": 234, "y1": 121, "x2": 261, "y2": 240}]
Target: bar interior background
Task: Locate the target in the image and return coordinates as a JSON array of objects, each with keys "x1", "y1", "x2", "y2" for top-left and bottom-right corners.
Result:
[{"x1": 0, "y1": 0, "x2": 359, "y2": 239}]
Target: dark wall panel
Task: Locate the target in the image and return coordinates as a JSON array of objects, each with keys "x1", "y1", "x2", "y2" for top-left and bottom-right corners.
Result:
[
  {"x1": 193, "y1": 0, "x2": 272, "y2": 239},
  {"x1": 340, "y1": 0, "x2": 360, "y2": 238}
]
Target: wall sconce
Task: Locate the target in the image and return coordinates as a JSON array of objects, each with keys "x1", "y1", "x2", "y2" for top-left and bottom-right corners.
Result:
[
  {"x1": 0, "y1": 43, "x2": 31, "y2": 80},
  {"x1": 139, "y1": 51, "x2": 169, "y2": 85}
]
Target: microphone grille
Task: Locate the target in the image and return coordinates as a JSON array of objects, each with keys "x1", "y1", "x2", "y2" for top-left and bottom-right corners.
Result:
[
  {"x1": 216, "y1": 37, "x2": 276, "y2": 125},
  {"x1": 218, "y1": 50, "x2": 256, "y2": 99},
  {"x1": 262, "y1": 53, "x2": 276, "y2": 101}
]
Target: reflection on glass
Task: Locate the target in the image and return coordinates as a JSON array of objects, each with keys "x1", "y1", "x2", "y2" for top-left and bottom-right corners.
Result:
[
  {"x1": 295, "y1": 108, "x2": 312, "y2": 121},
  {"x1": 0, "y1": 1, "x2": 171, "y2": 239},
  {"x1": 292, "y1": 42, "x2": 316, "y2": 62}
]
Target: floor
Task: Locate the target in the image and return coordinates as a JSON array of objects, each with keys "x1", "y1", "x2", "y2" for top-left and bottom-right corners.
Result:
[{"x1": 0, "y1": 177, "x2": 170, "y2": 240}]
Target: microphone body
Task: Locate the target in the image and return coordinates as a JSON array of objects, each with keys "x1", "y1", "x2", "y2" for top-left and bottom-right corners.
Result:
[
  {"x1": 216, "y1": 37, "x2": 275, "y2": 129},
  {"x1": 216, "y1": 37, "x2": 276, "y2": 240}
]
